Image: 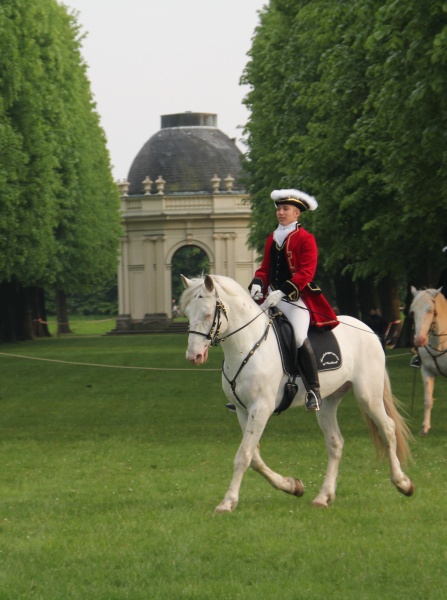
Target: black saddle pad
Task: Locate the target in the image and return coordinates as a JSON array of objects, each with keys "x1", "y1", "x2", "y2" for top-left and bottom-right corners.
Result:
[
  {"x1": 271, "y1": 308, "x2": 342, "y2": 375},
  {"x1": 308, "y1": 326, "x2": 342, "y2": 372}
]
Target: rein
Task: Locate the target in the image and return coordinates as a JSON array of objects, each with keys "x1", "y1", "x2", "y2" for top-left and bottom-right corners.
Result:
[
  {"x1": 187, "y1": 291, "x2": 269, "y2": 346},
  {"x1": 222, "y1": 317, "x2": 273, "y2": 410},
  {"x1": 187, "y1": 290, "x2": 274, "y2": 411}
]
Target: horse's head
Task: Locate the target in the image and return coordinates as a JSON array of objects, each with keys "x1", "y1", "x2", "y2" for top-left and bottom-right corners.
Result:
[
  {"x1": 181, "y1": 274, "x2": 228, "y2": 365},
  {"x1": 410, "y1": 286, "x2": 442, "y2": 347}
]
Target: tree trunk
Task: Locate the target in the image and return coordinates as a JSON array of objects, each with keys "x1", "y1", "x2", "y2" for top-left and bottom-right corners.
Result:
[
  {"x1": 30, "y1": 287, "x2": 51, "y2": 338},
  {"x1": 56, "y1": 290, "x2": 72, "y2": 335},
  {"x1": 333, "y1": 272, "x2": 359, "y2": 317},
  {"x1": 357, "y1": 277, "x2": 380, "y2": 321},
  {"x1": 0, "y1": 281, "x2": 16, "y2": 342},
  {"x1": 0, "y1": 281, "x2": 50, "y2": 342},
  {"x1": 377, "y1": 275, "x2": 401, "y2": 324}
]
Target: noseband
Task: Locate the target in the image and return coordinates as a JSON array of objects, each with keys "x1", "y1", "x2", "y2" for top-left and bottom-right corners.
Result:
[
  {"x1": 188, "y1": 292, "x2": 228, "y2": 347},
  {"x1": 187, "y1": 290, "x2": 269, "y2": 346}
]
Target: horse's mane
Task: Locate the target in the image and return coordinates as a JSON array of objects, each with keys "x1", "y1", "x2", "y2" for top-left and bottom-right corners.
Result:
[{"x1": 180, "y1": 274, "x2": 250, "y2": 313}]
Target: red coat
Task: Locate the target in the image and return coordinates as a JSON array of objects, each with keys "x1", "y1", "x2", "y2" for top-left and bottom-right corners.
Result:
[{"x1": 254, "y1": 226, "x2": 339, "y2": 330}]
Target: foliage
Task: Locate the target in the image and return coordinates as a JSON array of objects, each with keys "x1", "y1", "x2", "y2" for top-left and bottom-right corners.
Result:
[
  {"x1": 350, "y1": 0, "x2": 447, "y2": 282},
  {"x1": 171, "y1": 246, "x2": 210, "y2": 303},
  {"x1": 0, "y1": 0, "x2": 121, "y2": 340},
  {"x1": 242, "y1": 0, "x2": 447, "y2": 295},
  {"x1": 45, "y1": 282, "x2": 118, "y2": 317},
  {"x1": 0, "y1": 335, "x2": 446, "y2": 598}
]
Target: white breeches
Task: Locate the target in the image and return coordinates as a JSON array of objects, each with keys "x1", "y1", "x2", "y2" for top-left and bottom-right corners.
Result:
[{"x1": 277, "y1": 296, "x2": 309, "y2": 347}]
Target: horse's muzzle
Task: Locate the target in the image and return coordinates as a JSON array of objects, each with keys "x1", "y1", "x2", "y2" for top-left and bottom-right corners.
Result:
[
  {"x1": 185, "y1": 347, "x2": 209, "y2": 365},
  {"x1": 414, "y1": 334, "x2": 428, "y2": 347}
]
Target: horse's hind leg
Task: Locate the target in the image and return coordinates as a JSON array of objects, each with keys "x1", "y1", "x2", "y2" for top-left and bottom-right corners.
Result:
[
  {"x1": 420, "y1": 369, "x2": 435, "y2": 436},
  {"x1": 250, "y1": 445, "x2": 305, "y2": 498},
  {"x1": 355, "y1": 373, "x2": 414, "y2": 497},
  {"x1": 313, "y1": 392, "x2": 345, "y2": 508}
]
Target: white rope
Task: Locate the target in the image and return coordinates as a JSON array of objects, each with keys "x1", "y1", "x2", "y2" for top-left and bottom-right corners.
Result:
[
  {"x1": 0, "y1": 351, "x2": 220, "y2": 372},
  {"x1": 386, "y1": 352, "x2": 412, "y2": 359},
  {"x1": 0, "y1": 348, "x2": 412, "y2": 371}
]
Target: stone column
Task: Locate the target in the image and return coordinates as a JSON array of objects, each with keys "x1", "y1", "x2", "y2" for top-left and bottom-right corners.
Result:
[{"x1": 144, "y1": 234, "x2": 167, "y2": 315}]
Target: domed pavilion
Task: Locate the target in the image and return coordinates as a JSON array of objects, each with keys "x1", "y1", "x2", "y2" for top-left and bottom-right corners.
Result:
[{"x1": 116, "y1": 112, "x2": 258, "y2": 332}]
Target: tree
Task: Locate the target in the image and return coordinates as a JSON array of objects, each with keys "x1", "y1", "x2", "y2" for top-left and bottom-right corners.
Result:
[
  {"x1": 351, "y1": 0, "x2": 447, "y2": 286},
  {"x1": 241, "y1": 0, "x2": 447, "y2": 326},
  {"x1": 0, "y1": 0, "x2": 121, "y2": 341}
]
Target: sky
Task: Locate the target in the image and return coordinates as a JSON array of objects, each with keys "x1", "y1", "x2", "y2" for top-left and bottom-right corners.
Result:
[{"x1": 61, "y1": 0, "x2": 266, "y2": 180}]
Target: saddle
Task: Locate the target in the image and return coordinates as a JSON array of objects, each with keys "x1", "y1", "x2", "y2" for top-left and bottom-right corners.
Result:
[{"x1": 270, "y1": 307, "x2": 342, "y2": 415}]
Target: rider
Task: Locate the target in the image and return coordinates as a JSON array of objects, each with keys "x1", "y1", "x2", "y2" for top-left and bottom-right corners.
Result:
[
  {"x1": 411, "y1": 245, "x2": 447, "y2": 367},
  {"x1": 248, "y1": 188, "x2": 339, "y2": 411}
]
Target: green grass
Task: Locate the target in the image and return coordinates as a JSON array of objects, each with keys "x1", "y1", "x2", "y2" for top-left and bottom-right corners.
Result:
[
  {"x1": 45, "y1": 314, "x2": 118, "y2": 336},
  {"x1": 1, "y1": 334, "x2": 447, "y2": 599}
]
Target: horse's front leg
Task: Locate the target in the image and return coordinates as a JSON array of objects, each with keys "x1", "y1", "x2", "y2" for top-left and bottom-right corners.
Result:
[
  {"x1": 420, "y1": 368, "x2": 435, "y2": 436},
  {"x1": 250, "y1": 445, "x2": 305, "y2": 498},
  {"x1": 215, "y1": 405, "x2": 271, "y2": 514}
]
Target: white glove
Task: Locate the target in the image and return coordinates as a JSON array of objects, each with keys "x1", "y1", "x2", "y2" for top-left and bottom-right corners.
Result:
[
  {"x1": 260, "y1": 289, "x2": 285, "y2": 309},
  {"x1": 250, "y1": 283, "x2": 263, "y2": 301}
]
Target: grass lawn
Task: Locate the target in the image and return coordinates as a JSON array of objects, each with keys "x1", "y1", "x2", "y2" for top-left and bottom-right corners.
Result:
[
  {"x1": 1, "y1": 331, "x2": 447, "y2": 599},
  {"x1": 45, "y1": 314, "x2": 119, "y2": 336}
]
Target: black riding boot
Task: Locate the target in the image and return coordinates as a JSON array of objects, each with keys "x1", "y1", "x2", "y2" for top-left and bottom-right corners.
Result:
[{"x1": 297, "y1": 338, "x2": 322, "y2": 411}]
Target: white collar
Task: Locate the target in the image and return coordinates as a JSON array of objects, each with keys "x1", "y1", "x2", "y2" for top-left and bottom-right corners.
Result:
[{"x1": 273, "y1": 221, "x2": 297, "y2": 246}]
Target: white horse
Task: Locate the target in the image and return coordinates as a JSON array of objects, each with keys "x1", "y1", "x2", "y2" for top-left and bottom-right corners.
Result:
[
  {"x1": 410, "y1": 286, "x2": 447, "y2": 436},
  {"x1": 181, "y1": 274, "x2": 414, "y2": 513}
]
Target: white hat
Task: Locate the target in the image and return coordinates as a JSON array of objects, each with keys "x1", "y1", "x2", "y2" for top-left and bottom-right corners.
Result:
[
  {"x1": 271, "y1": 189, "x2": 318, "y2": 212},
  {"x1": 442, "y1": 246, "x2": 447, "y2": 253}
]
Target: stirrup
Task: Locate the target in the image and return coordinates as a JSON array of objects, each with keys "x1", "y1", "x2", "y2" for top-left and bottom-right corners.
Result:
[
  {"x1": 225, "y1": 403, "x2": 237, "y2": 413},
  {"x1": 410, "y1": 355, "x2": 421, "y2": 368},
  {"x1": 305, "y1": 390, "x2": 321, "y2": 412}
]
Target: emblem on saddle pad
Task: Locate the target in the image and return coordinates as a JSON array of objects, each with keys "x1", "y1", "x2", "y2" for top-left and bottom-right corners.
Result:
[{"x1": 308, "y1": 330, "x2": 342, "y2": 372}]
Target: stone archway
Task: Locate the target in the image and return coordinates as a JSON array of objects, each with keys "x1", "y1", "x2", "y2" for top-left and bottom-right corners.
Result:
[
  {"x1": 170, "y1": 245, "x2": 210, "y2": 310},
  {"x1": 116, "y1": 189, "x2": 259, "y2": 332}
]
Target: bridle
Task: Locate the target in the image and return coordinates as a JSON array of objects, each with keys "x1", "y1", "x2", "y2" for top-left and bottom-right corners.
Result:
[
  {"x1": 187, "y1": 291, "x2": 229, "y2": 347},
  {"x1": 187, "y1": 289, "x2": 270, "y2": 347},
  {"x1": 187, "y1": 290, "x2": 273, "y2": 410}
]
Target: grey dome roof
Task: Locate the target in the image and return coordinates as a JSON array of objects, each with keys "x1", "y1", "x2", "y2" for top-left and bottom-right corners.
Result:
[{"x1": 127, "y1": 112, "x2": 244, "y2": 195}]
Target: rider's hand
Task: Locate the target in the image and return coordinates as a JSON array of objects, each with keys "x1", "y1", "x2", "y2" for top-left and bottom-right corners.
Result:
[
  {"x1": 250, "y1": 284, "x2": 263, "y2": 301},
  {"x1": 261, "y1": 289, "x2": 285, "y2": 309}
]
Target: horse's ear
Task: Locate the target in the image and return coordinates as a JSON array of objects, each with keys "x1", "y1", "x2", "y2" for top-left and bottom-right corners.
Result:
[
  {"x1": 181, "y1": 274, "x2": 191, "y2": 288},
  {"x1": 204, "y1": 274, "x2": 214, "y2": 292},
  {"x1": 411, "y1": 286, "x2": 418, "y2": 297},
  {"x1": 432, "y1": 287, "x2": 443, "y2": 297}
]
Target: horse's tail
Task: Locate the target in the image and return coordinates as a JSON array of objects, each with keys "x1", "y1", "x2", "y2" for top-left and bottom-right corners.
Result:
[{"x1": 364, "y1": 370, "x2": 413, "y2": 466}]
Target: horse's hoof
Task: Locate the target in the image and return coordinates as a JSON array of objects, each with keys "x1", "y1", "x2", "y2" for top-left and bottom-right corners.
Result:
[
  {"x1": 312, "y1": 500, "x2": 329, "y2": 508},
  {"x1": 214, "y1": 500, "x2": 236, "y2": 514},
  {"x1": 215, "y1": 506, "x2": 232, "y2": 514},
  {"x1": 397, "y1": 481, "x2": 415, "y2": 497},
  {"x1": 292, "y1": 478, "x2": 305, "y2": 497},
  {"x1": 419, "y1": 428, "x2": 429, "y2": 437}
]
